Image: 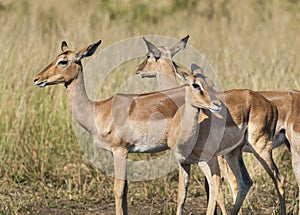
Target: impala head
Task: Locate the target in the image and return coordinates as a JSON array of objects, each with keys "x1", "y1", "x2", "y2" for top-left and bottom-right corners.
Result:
[
  {"x1": 34, "y1": 40, "x2": 101, "y2": 88},
  {"x1": 180, "y1": 64, "x2": 222, "y2": 113},
  {"x1": 136, "y1": 35, "x2": 189, "y2": 78}
]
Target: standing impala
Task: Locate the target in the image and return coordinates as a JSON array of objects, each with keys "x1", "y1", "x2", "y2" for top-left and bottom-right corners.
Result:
[
  {"x1": 33, "y1": 40, "x2": 222, "y2": 215},
  {"x1": 220, "y1": 90, "x2": 300, "y2": 214},
  {"x1": 168, "y1": 65, "x2": 223, "y2": 215},
  {"x1": 136, "y1": 37, "x2": 285, "y2": 214}
]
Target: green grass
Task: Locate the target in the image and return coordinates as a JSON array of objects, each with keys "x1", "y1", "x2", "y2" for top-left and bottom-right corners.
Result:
[{"x1": 0, "y1": 0, "x2": 300, "y2": 214}]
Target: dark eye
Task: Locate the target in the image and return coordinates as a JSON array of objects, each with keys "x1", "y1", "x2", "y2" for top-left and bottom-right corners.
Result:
[
  {"x1": 57, "y1": 59, "x2": 68, "y2": 66},
  {"x1": 192, "y1": 83, "x2": 204, "y2": 95},
  {"x1": 192, "y1": 83, "x2": 200, "y2": 89},
  {"x1": 146, "y1": 55, "x2": 150, "y2": 59}
]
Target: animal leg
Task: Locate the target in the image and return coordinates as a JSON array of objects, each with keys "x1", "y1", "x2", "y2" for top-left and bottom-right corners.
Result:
[
  {"x1": 208, "y1": 156, "x2": 228, "y2": 215},
  {"x1": 177, "y1": 163, "x2": 191, "y2": 215},
  {"x1": 250, "y1": 139, "x2": 285, "y2": 215},
  {"x1": 225, "y1": 146, "x2": 253, "y2": 215},
  {"x1": 291, "y1": 148, "x2": 300, "y2": 215},
  {"x1": 199, "y1": 161, "x2": 217, "y2": 215},
  {"x1": 287, "y1": 129, "x2": 300, "y2": 215},
  {"x1": 113, "y1": 148, "x2": 128, "y2": 215},
  {"x1": 218, "y1": 155, "x2": 239, "y2": 205}
]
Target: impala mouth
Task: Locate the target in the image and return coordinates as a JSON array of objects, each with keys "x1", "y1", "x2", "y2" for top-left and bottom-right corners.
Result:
[
  {"x1": 136, "y1": 73, "x2": 144, "y2": 78},
  {"x1": 209, "y1": 100, "x2": 222, "y2": 113},
  {"x1": 194, "y1": 103, "x2": 222, "y2": 113},
  {"x1": 34, "y1": 80, "x2": 47, "y2": 88},
  {"x1": 136, "y1": 72, "x2": 156, "y2": 78},
  {"x1": 209, "y1": 106, "x2": 222, "y2": 112}
]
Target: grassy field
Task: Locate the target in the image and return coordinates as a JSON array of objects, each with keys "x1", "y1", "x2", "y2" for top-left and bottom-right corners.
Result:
[{"x1": 0, "y1": 0, "x2": 300, "y2": 214}]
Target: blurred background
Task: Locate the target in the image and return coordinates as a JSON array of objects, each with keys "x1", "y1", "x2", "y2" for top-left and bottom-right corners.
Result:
[{"x1": 0, "y1": 0, "x2": 299, "y2": 214}]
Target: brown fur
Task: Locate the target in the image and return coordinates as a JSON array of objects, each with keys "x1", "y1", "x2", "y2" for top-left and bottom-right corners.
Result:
[
  {"x1": 136, "y1": 36, "x2": 285, "y2": 215},
  {"x1": 34, "y1": 40, "x2": 219, "y2": 215}
]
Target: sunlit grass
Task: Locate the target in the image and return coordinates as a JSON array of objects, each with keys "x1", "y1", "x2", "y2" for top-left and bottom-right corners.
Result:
[{"x1": 0, "y1": 0, "x2": 300, "y2": 214}]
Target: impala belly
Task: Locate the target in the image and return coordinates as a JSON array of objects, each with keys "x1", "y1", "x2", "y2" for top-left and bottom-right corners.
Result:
[
  {"x1": 128, "y1": 144, "x2": 168, "y2": 153},
  {"x1": 96, "y1": 106, "x2": 172, "y2": 152},
  {"x1": 216, "y1": 125, "x2": 247, "y2": 155},
  {"x1": 125, "y1": 116, "x2": 170, "y2": 152},
  {"x1": 185, "y1": 119, "x2": 247, "y2": 163}
]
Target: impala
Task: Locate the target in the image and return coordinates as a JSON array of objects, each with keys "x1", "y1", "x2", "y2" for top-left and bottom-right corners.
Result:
[
  {"x1": 221, "y1": 90, "x2": 300, "y2": 214},
  {"x1": 169, "y1": 65, "x2": 224, "y2": 215},
  {"x1": 34, "y1": 40, "x2": 221, "y2": 215},
  {"x1": 136, "y1": 36, "x2": 285, "y2": 214}
]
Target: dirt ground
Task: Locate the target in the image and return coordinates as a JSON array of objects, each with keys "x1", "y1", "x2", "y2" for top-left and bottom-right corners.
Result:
[{"x1": 33, "y1": 199, "x2": 209, "y2": 215}]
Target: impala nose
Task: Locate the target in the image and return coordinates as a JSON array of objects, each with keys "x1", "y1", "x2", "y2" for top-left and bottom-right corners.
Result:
[
  {"x1": 213, "y1": 100, "x2": 221, "y2": 107},
  {"x1": 211, "y1": 100, "x2": 222, "y2": 112},
  {"x1": 34, "y1": 77, "x2": 39, "y2": 83}
]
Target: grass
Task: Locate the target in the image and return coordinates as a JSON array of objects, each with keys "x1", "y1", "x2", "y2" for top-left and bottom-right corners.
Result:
[{"x1": 0, "y1": 0, "x2": 300, "y2": 214}]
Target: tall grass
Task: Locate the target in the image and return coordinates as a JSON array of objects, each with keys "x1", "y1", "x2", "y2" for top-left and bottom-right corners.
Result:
[{"x1": 0, "y1": 0, "x2": 300, "y2": 213}]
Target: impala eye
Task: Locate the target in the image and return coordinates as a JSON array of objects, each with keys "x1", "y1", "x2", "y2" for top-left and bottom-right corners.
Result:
[
  {"x1": 192, "y1": 83, "x2": 204, "y2": 95},
  {"x1": 57, "y1": 59, "x2": 68, "y2": 66},
  {"x1": 192, "y1": 83, "x2": 200, "y2": 89}
]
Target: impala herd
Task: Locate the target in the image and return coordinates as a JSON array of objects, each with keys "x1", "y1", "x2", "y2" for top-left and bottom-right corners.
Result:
[{"x1": 33, "y1": 36, "x2": 299, "y2": 215}]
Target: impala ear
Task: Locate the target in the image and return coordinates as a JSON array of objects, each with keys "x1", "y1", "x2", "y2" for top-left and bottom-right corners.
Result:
[
  {"x1": 61, "y1": 41, "x2": 70, "y2": 52},
  {"x1": 191, "y1": 63, "x2": 204, "y2": 76},
  {"x1": 191, "y1": 63, "x2": 216, "y2": 87},
  {"x1": 198, "y1": 107, "x2": 223, "y2": 123},
  {"x1": 170, "y1": 35, "x2": 189, "y2": 57},
  {"x1": 143, "y1": 37, "x2": 161, "y2": 57},
  {"x1": 198, "y1": 109, "x2": 209, "y2": 123},
  {"x1": 76, "y1": 40, "x2": 102, "y2": 61},
  {"x1": 175, "y1": 66, "x2": 189, "y2": 81}
]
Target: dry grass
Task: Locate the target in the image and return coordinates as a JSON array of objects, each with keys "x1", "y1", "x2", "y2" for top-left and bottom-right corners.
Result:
[{"x1": 0, "y1": 0, "x2": 300, "y2": 214}]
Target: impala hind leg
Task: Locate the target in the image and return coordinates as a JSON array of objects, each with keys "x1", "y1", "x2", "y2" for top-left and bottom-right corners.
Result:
[
  {"x1": 250, "y1": 138, "x2": 285, "y2": 215},
  {"x1": 113, "y1": 148, "x2": 128, "y2": 215},
  {"x1": 291, "y1": 149, "x2": 300, "y2": 215},
  {"x1": 287, "y1": 130, "x2": 300, "y2": 215},
  {"x1": 177, "y1": 163, "x2": 191, "y2": 215},
  {"x1": 218, "y1": 155, "x2": 239, "y2": 205},
  {"x1": 225, "y1": 146, "x2": 253, "y2": 215}
]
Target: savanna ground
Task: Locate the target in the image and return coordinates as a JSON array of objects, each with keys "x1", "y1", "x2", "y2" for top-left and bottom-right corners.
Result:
[{"x1": 0, "y1": 0, "x2": 300, "y2": 214}]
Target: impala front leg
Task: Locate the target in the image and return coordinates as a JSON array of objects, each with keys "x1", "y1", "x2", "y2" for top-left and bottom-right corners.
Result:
[
  {"x1": 177, "y1": 163, "x2": 191, "y2": 215},
  {"x1": 113, "y1": 148, "x2": 128, "y2": 215},
  {"x1": 199, "y1": 161, "x2": 217, "y2": 215},
  {"x1": 208, "y1": 156, "x2": 228, "y2": 215}
]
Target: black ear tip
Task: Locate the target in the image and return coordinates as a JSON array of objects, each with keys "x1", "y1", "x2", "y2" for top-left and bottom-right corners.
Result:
[
  {"x1": 96, "y1": 40, "x2": 102, "y2": 46},
  {"x1": 182, "y1": 35, "x2": 190, "y2": 42},
  {"x1": 143, "y1": 37, "x2": 149, "y2": 43},
  {"x1": 61, "y1": 41, "x2": 67, "y2": 47},
  {"x1": 191, "y1": 63, "x2": 200, "y2": 71}
]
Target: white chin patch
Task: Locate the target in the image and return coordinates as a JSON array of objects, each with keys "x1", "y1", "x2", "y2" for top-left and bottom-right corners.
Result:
[
  {"x1": 35, "y1": 81, "x2": 47, "y2": 88},
  {"x1": 136, "y1": 74, "x2": 143, "y2": 78},
  {"x1": 210, "y1": 106, "x2": 222, "y2": 112}
]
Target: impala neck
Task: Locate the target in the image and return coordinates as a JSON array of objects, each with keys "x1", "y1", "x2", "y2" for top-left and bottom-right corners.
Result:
[
  {"x1": 175, "y1": 86, "x2": 200, "y2": 144},
  {"x1": 157, "y1": 61, "x2": 178, "y2": 90},
  {"x1": 183, "y1": 86, "x2": 200, "y2": 125},
  {"x1": 213, "y1": 89, "x2": 226, "y2": 104},
  {"x1": 66, "y1": 70, "x2": 96, "y2": 134}
]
